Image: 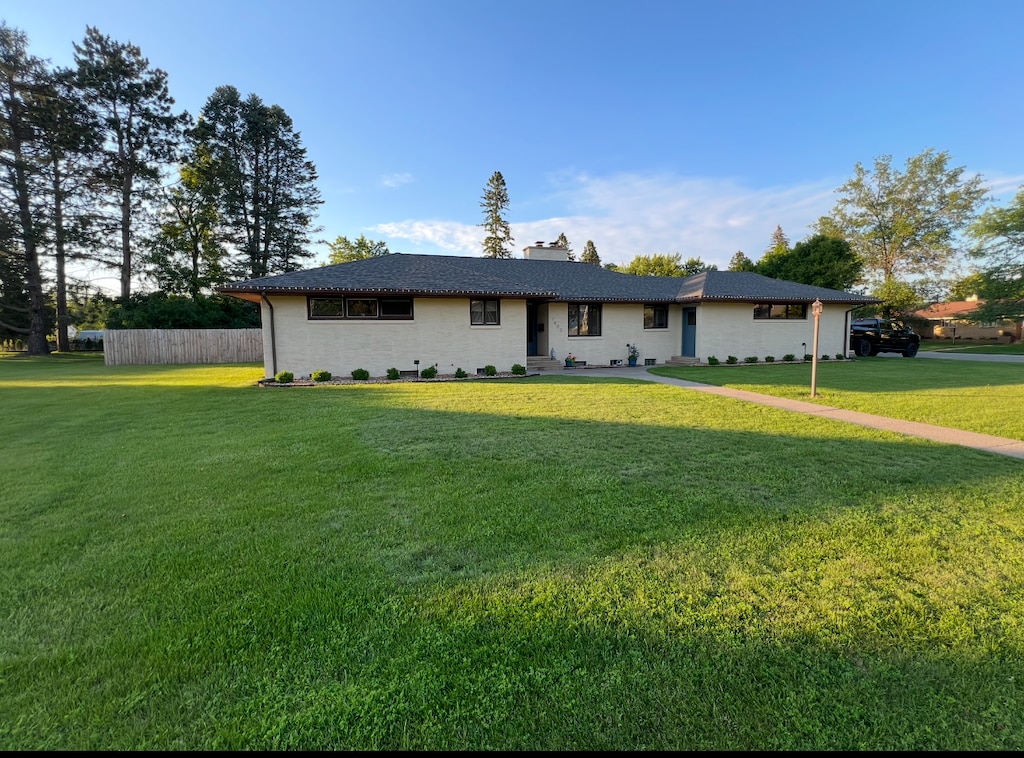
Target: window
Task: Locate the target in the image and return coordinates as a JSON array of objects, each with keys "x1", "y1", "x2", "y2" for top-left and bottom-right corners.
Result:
[
  {"x1": 307, "y1": 296, "x2": 413, "y2": 320},
  {"x1": 470, "y1": 299, "x2": 500, "y2": 325},
  {"x1": 644, "y1": 304, "x2": 668, "y2": 329},
  {"x1": 568, "y1": 303, "x2": 602, "y2": 336},
  {"x1": 753, "y1": 303, "x2": 808, "y2": 320},
  {"x1": 346, "y1": 298, "x2": 379, "y2": 318}
]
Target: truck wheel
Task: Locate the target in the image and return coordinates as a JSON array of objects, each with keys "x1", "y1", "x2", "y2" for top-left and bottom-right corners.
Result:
[
  {"x1": 855, "y1": 338, "x2": 874, "y2": 357},
  {"x1": 903, "y1": 342, "x2": 919, "y2": 357}
]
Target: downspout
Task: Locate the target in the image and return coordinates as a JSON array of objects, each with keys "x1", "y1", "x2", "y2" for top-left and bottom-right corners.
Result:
[
  {"x1": 844, "y1": 307, "x2": 856, "y2": 357},
  {"x1": 260, "y1": 290, "x2": 278, "y2": 377}
]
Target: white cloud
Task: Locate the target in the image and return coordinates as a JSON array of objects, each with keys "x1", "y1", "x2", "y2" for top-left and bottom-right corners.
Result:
[
  {"x1": 372, "y1": 172, "x2": 844, "y2": 268},
  {"x1": 380, "y1": 173, "x2": 414, "y2": 188}
]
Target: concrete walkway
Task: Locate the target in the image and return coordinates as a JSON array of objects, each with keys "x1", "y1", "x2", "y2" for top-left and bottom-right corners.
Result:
[{"x1": 542, "y1": 364, "x2": 1024, "y2": 460}]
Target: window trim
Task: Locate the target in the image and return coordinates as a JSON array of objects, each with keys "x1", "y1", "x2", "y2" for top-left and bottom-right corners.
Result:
[
  {"x1": 753, "y1": 303, "x2": 808, "y2": 320},
  {"x1": 644, "y1": 303, "x2": 669, "y2": 330},
  {"x1": 567, "y1": 302, "x2": 603, "y2": 337},
  {"x1": 470, "y1": 298, "x2": 501, "y2": 326},
  {"x1": 307, "y1": 296, "x2": 414, "y2": 320}
]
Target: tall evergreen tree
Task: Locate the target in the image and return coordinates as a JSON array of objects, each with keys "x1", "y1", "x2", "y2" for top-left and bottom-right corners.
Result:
[
  {"x1": 0, "y1": 23, "x2": 51, "y2": 354},
  {"x1": 192, "y1": 85, "x2": 322, "y2": 278},
  {"x1": 74, "y1": 26, "x2": 188, "y2": 300},
  {"x1": 580, "y1": 239, "x2": 601, "y2": 266},
  {"x1": 553, "y1": 232, "x2": 575, "y2": 261},
  {"x1": 479, "y1": 171, "x2": 513, "y2": 258},
  {"x1": 728, "y1": 250, "x2": 756, "y2": 271}
]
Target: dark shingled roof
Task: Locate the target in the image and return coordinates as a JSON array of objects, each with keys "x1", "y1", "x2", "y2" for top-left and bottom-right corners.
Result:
[{"x1": 218, "y1": 253, "x2": 879, "y2": 305}]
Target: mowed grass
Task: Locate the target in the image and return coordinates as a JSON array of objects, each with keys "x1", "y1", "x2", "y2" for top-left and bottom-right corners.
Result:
[
  {"x1": 2, "y1": 354, "x2": 1023, "y2": 750},
  {"x1": 652, "y1": 356, "x2": 1024, "y2": 440}
]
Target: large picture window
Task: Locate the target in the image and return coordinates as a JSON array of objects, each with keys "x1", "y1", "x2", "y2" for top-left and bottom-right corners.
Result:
[
  {"x1": 470, "y1": 299, "x2": 500, "y2": 325},
  {"x1": 568, "y1": 303, "x2": 602, "y2": 336},
  {"x1": 753, "y1": 303, "x2": 808, "y2": 320},
  {"x1": 308, "y1": 297, "x2": 414, "y2": 320},
  {"x1": 644, "y1": 304, "x2": 669, "y2": 329}
]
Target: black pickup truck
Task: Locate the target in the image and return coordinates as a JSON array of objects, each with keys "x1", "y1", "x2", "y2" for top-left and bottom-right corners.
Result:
[{"x1": 850, "y1": 318, "x2": 921, "y2": 357}]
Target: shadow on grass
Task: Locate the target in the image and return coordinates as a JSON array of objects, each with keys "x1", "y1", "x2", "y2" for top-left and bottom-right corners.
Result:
[{"x1": 3, "y1": 377, "x2": 1023, "y2": 749}]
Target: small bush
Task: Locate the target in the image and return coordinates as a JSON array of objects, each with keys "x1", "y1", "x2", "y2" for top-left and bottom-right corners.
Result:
[
  {"x1": 726, "y1": 356, "x2": 738, "y2": 365},
  {"x1": 803, "y1": 354, "x2": 813, "y2": 362},
  {"x1": 511, "y1": 363, "x2": 526, "y2": 375},
  {"x1": 707, "y1": 356, "x2": 720, "y2": 365},
  {"x1": 311, "y1": 369, "x2": 332, "y2": 382},
  {"x1": 764, "y1": 355, "x2": 775, "y2": 362},
  {"x1": 835, "y1": 353, "x2": 846, "y2": 360},
  {"x1": 351, "y1": 368, "x2": 370, "y2": 380},
  {"x1": 386, "y1": 367, "x2": 400, "y2": 380},
  {"x1": 454, "y1": 368, "x2": 467, "y2": 378},
  {"x1": 744, "y1": 356, "x2": 759, "y2": 364},
  {"x1": 782, "y1": 354, "x2": 795, "y2": 362},
  {"x1": 274, "y1": 371, "x2": 294, "y2": 383},
  {"x1": 484, "y1": 364, "x2": 497, "y2": 376},
  {"x1": 820, "y1": 354, "x2": 830, "y2": 361},
  {"x1": 420, "y1": 365, "x2": 437, "y2": 379}
]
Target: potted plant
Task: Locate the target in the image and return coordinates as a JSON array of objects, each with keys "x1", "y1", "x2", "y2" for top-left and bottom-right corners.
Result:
[
  {"x1": 626, "y1": 343, "x2": 639, "y2": 366},
  {"x1": 565, "y1": 352, "x2": 576, "y2": 367}
]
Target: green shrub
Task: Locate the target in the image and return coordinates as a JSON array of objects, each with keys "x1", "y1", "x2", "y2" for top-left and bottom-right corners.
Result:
[
  {"x1": 454, "y1": 368, "x2": 467, "y2": 378},
  {"x1": 274, "y1": 371, "x2": 294, "y2": 383},
  {"x1": 782, "y1": 354, "x2": 796, "y2": 362},
  {"x1": 744, "y1": 356, "x2": 759, "y2": 364},
  {"x1": 484, "y1": 364, "x2": 497, "y2": 376},
  {"x1": 726, "y1": 356, "x2": 738, "y2": 365},
  {"x1": 835, "y1": 353, "x2": 846, "y2": 360},
  {"x1": 351, "y1": 368, "x2": 370, "y2": 380},
  {"x1": 707, "y1": 356, "x2": 720, "y2": 365},
  {"x1": 803, "y1": 354, "x2": 813, "y2": 362},
  {"x1": 764, "y1": 355, "x2": 775, "y2": 362},
  {"x1": 820, "y1": 354, "x2": 830, "y2": 361},
  {"x1": 420, "y1": 365, "x2": 437, "y2": 379},
  {"x1": 311, "y1": 369, "x2": 332, "y2": 382},
  {"x1": 511, "y1": 363, "x2": 526, "y2": 375},
  {"x1": 386, "y1": 367, "x2": 400, "y2": 380}
]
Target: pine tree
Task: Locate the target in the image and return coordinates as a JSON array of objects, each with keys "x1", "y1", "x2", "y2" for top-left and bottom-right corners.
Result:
[
  {"x1": 479, "y1": 171, "x2": 513, "y2": 258},
  {"x1": 553, "y1": 232, "x2": 575, "y2": 261},
  {"x1": 581, "y1": 239, "x2": 601, "y2": 266}
]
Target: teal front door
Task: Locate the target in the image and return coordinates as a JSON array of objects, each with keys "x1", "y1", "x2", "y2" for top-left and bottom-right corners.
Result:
[{"x1": 682, "y1": 308, "x2": 696, "y2": 357}]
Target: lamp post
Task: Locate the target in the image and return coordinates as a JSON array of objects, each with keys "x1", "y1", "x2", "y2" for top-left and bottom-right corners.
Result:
[{"x1": 810, "y1": 299, "x2": 823, "y2": 398}]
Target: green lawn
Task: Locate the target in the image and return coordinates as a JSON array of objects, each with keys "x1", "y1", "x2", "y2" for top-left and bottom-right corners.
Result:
[
  {"x1": 2, "y1": 354, "x2": 1023, "y2": 750},
  {"x1": 652, "y1": 357, "x2": 1024, "y2": 440},
  {"x1": 920, "y1": 341, "x2": 1024, "y2": 355}
]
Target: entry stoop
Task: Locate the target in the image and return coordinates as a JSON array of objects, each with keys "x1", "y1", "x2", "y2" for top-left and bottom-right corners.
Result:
[
  {"x1": 527, "y1": 356, "x2": 564, "y2": 372},
  {"x1": 664, "y1": 356, "x2": 701, "y2": 366}
]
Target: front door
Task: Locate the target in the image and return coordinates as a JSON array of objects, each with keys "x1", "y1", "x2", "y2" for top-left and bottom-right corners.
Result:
[
  {"x1": 682, "y1": 307, "x2": 697, "y2": 357},
  {"x1": 527, "y1": 302, "x2": 539, "y2": 356}
]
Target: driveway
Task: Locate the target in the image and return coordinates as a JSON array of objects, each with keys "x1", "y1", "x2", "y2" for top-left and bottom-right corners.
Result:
[{"x1": 885, "y1": 350, "x2": 1024, "y2": 363}]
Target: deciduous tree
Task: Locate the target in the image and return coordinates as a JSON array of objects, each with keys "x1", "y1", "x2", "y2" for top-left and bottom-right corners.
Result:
[
  {"x1": 756, "y1": 234, "x2": 862, "y2": 290},
  {"x1": 728, "y1": 250, "x2": 756, "y2": 272},
  {"x1": 815, "y1": 149, "x2": 987, "y2": 285},
  {"x1": 966, "y1": 187, "x2": 1024, "y2": 322},
  {"x1": 327, "y1": 234, "x2": 390, "y2": 264}
]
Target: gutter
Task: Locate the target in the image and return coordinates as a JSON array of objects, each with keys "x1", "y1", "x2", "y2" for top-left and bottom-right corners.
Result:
[{"x1": 260, "y1": 290, "x2": 278, "y2": 376}]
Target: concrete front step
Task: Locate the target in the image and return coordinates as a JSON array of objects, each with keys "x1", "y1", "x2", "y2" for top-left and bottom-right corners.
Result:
[{"x1": 664, "y1": 356, "x2": 701, "y2": 366}]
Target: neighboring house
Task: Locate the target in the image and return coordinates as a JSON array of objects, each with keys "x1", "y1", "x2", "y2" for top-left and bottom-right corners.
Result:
[
  {"x1": 913, "y1": 296, "x2": 1021, "y2": 342},
  {"x1": 217, "y1": 244, "x2": 879, "y2": 379}
]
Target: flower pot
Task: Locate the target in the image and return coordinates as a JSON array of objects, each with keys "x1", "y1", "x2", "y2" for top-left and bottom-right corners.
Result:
[{"x1": 628, "y1": 358, "x2": 637, "y2": 366}]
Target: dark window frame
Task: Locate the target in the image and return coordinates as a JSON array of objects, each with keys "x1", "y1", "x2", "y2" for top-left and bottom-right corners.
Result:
[
  {"x1": 644, "y1": 303, "x2": 669, "y2": 329},
  {"x1": 753, "y1": 303, "x2": 808, "y2": 320},
  {"x1": 568, "y1": 302, "x2": 603, "y2": 337},
  {"x1": 307, "y1": 296, "x2": 414, "y2": 320},
  {"x1": 470, "y1": 298, "x2": 501, "y2": 326}
]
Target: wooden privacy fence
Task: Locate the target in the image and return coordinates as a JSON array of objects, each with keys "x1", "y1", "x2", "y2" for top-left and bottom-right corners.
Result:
[{"x1": 104, "y1": 329, "x2": 263, "y2": 366}]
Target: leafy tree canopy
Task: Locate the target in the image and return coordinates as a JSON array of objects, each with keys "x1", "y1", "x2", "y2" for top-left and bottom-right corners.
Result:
[
  {"x1": 815, "y1": 148, "x2": 988, "y2": 285},
  {"x1": 728, "y1": 251, "x2": 756, "y2": 272},
  {"x1": 327, "y1": 234, "x2": 390, "y2": 264},
  {"x1": 622, "y1": 253, "x2": 716, "y2": 277},
  {"x1": 756, "y1": 234, "x2": 863, "y2": 291},
  {"x1": 966, "y1": 187, "x2": 1024, "y2": 321}
]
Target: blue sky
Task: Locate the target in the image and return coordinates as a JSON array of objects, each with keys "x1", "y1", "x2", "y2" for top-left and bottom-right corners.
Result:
[{"x1": 5, "y1": 0, "x2": 1024, "y2": 277}]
